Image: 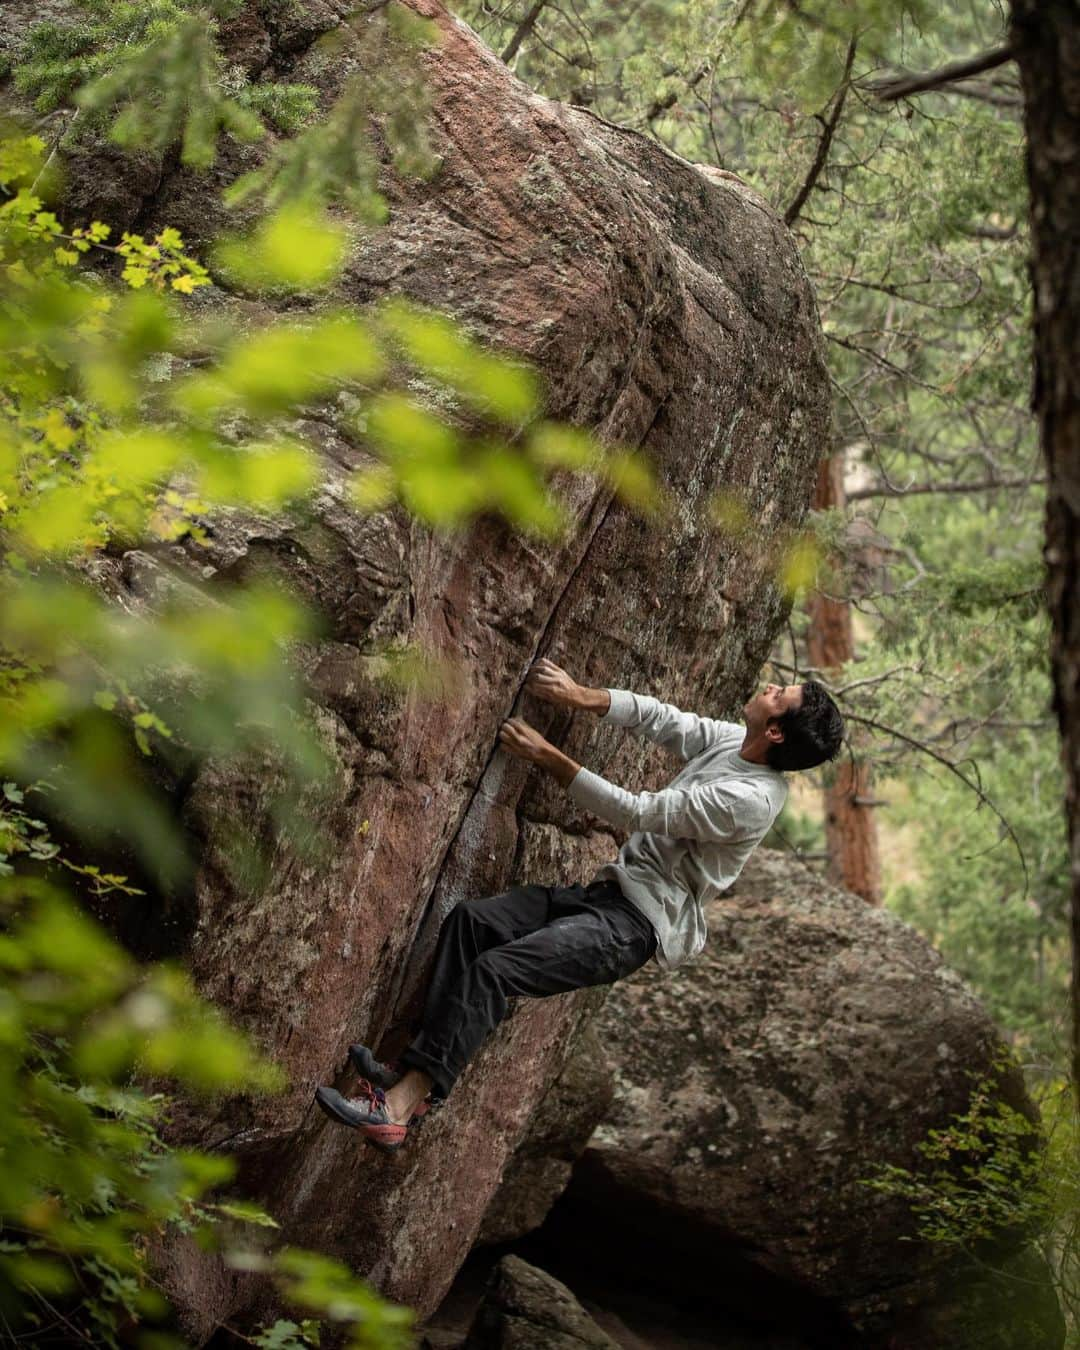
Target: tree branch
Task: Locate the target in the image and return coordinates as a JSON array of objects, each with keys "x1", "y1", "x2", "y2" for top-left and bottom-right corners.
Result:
[
  {"x1": 644, "y1": 61, "x2": 711, "y2": 124},
  {"x1": 937, "y1": 80, "x2": 1022, "y2": 109},
  {"x1": 847, "y1": 475, "x2": 1046, "y2": 500},
  {"x1": 839, "y1": 711, "x2": 1030, "y2": 900},
  {"x1": 501, "y1": 0, "x2": 547, "y2": 64},
  {"x1": 785, "y1": 36, "x2": 857, "y2": 227},
  {"x1": 960, "y1": 222, "x2": 1020, "y2": 241},
  {"x1": 768, "y1": 658, "x2": 1031, "y2": 899},
  {"x1": 868, "y1": 44, "x2": 1018, "y2": 102}
]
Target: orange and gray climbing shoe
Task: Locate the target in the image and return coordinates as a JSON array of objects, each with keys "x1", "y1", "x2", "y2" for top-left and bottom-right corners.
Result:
[{"x1": 314, "y1": 1080, "x2": 427, "y2": 1153}]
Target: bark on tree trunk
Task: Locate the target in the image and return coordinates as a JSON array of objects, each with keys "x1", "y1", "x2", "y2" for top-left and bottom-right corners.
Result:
[
  {"x1": 806, "y1": 454, "x2": 882, "y2": 903},
  {"x1": 1010, "y1": 0, "x2": 1080, "y2": 1103}
]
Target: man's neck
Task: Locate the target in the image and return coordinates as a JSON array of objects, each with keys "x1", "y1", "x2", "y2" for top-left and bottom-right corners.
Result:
[{"x1": 738, "y1": 730, "x2": 771, "y2": 765}]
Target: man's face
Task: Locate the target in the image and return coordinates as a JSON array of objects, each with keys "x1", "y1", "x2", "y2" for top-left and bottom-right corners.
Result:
[{"x1": 743, "y1": 682, "x2": 803, "y2": 738}]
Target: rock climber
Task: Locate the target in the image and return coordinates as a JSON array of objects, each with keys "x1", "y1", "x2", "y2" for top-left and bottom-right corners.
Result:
[{"x1": 314, "y1": 657, "x2": 844, "y2": 1150}]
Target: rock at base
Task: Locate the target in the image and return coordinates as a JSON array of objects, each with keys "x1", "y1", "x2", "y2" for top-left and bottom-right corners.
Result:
[
  {"x1": 525, "y1": 848, "x2": 1064, "y2": 1349},
  {"x1": 463, "y1": 1255, "x2": 618, "y2": 1350}
]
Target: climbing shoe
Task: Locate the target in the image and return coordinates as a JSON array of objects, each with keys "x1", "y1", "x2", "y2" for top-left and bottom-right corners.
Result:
[
  {"x1": 314, "y1": 1082, "x2": 426, "y2": 1153},
  {"x1": 347, "y1": 1043, "x2": 437, "y2": 1115},
  {"x1": 347, "y1": 1043, "x2": 400, "y2": 1089}
]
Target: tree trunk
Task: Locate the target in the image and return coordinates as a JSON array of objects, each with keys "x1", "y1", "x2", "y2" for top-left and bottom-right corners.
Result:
[
  {"x1": 1010, "y1": 0, "x2": 1080, "y2": 1102},
  {"x1": 806, "y1": 454, "x2": 882, "y2": 903}
]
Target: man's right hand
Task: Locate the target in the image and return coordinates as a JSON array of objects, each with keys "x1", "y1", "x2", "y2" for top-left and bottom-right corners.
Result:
[{"x1": 525, "y1": 657, "x2": 586, "y2": 709}]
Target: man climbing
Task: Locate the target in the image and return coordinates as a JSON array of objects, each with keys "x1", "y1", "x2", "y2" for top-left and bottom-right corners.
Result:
[{"x1": 314, "y1": 657, "x2": 843, "y2": 1150}]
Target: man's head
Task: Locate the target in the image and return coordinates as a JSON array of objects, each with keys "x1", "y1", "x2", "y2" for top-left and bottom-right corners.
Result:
[{"x1": 743, "y1": 680, "x2": 844, "y2": 772}]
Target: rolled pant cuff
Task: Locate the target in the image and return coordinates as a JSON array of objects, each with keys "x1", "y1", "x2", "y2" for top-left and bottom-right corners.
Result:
[{"x1": 398, "y1": 1044, "x2": 455, "y2": 1100}]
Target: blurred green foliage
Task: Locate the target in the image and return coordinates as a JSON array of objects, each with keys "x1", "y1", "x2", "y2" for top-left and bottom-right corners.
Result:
[
  {"x1": 0, "y1": 860, "x2": 414, "y2": 1347},
  {"x1": 0, "y1": 111, "x2": 429, "y2": 1346}
]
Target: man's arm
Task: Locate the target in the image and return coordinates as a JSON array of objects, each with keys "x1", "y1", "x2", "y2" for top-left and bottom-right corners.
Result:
[
  {"x1": 575, "y1": 687, "x2": 611, "y2": 715},
  {"x1": 567, "y1": 768, "x2": 774, "y2": 843},
  {"x1": 538, "y1": 743, "x2": 583, "y2": 788},
  {"x1": 526, "y1": 659, "x2": 730, "y2": 760},
  {"x1": 594, "y1": 688, "x2": 732, "y2": 761},
  {"x1": 496, "y1": 718, "x2": 774, "y2": 842}
]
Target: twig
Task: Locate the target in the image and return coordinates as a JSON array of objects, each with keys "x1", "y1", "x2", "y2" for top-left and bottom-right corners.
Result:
[
  {"x1": 644, "y1": 60, "x2": 711, "y2": 124},
  {"x1": 785, "y1": 36, "x2": 857, "y2": 228},
  {"x1": 867, "y1": 44, "x2": 1018, "y2": 102},
  {"x1": 937, "y1": 81, "x2": 1022, "y2": 109},
  {"x1": 841, "y1": 710, "x2": 1029, "y2": 900},
  {"x1": 501, "y1": 0, "x2": 548, "y2": 64},
  {"x1": 847, "y1": 475, "x2": 1047, "y2": 500},
  {"x1": 959, "y1": 221, "x2": 1020, "y2": 240},
  {"x1": 834, "y1": 664, "x2": 933, "y2": 696}
]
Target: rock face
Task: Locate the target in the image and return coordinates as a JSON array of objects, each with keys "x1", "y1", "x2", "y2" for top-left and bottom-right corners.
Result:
[
  {"x1": 534, "y1": 849, "x2": 1062, "y2": 1349},
  {"x1": 462, "y1": 1256, "x2": 618, "y2": 1350},
  {"x1": 476, "y1": 1019, "x2": 615, "y2": 1247},
  {"x1": 1, "y1": 0, "x2": 830, "y2": 1337}
]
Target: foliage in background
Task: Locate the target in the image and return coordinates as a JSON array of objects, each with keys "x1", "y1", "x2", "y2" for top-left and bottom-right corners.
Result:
[{"x1": 861, "y1": 1057, "x2": 1080, "y2": 1338}]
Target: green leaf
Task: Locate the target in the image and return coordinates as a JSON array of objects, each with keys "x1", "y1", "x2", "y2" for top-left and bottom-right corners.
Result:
[
  {"x1": 211, "y1": 201, "x2": 352, "y2": 294},
  {"x1": 214, "y1": 1200, "x2": 281, "y2": 1228}
]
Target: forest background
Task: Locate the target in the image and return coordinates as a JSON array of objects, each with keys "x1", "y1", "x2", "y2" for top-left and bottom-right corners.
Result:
[{"x1": 0, "y1": 0, "x2": 1071, "y2": 1346}]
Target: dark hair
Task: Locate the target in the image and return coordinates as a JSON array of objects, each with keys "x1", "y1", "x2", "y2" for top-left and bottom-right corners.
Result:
[{"x1": 766, "y1": 680, "x2": 844, "y2": 772}]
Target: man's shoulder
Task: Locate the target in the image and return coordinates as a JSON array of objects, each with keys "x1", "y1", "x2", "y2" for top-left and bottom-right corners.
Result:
[
  {"x1": 698, "y1": 769, "x2": 782, "y2": 810},
  {"x1": 709, "y1": 719, "x2": 745, "y2": 747}
]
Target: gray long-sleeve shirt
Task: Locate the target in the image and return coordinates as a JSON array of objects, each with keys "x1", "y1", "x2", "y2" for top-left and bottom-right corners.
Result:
[{"x1": 566, "y1": 687, "x2": 788, "y2": 970}]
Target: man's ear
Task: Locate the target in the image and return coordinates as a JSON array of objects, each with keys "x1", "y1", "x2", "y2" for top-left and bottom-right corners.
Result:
[{"x1": 764, "y1": 718, "x2": 785, "y2": 745}]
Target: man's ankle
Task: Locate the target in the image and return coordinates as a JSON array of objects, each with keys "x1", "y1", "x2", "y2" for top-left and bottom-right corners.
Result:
[{"x1": 385, "y1": 1084, "x2": 422, "y2": 1123}]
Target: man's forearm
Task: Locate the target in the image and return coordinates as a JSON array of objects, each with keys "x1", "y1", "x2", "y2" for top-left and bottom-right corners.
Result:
[
  {"x1": 540, "y1": 744, "x2": 583, "y2": 788},
  {"x1": 575, "y1": 686, "x2": 610, "y2": 715},
  {"x1": 542, "y1": 686, "x2": 606, "y2": 784}
]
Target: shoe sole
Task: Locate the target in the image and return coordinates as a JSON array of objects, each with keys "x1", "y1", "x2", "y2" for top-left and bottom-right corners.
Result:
[
  {"x1": 361, "y1": 1125, "x2": 407, "y2": 1154},
  {"x1": 314, "y1": 1087, "x2": 407, "y2": 1152}
]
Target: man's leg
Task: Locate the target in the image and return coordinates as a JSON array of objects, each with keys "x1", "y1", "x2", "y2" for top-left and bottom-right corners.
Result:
[
  {"x1": 388, "y1": 881, "x2": 655, "y2": 1120},
  {"x1": 413, "y1": 884, "x2": 554, "y2": 1038},
  {"x1": 389, "y1": 883, "x2": 553, "y2": 1111}
]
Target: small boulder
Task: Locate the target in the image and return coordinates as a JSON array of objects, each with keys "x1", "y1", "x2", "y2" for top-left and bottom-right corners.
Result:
[{"x1": 463, "y1": 1255, "x2": 618, "y2": 1350}]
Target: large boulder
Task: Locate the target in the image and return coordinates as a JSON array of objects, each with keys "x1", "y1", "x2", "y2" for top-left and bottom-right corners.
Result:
[
  {"x1": 534, "y1": 849, "x2": 1063, "y2": 1348},
  {"x1": 1, "y1": 0, "x2": 830, "y2": 1337}
]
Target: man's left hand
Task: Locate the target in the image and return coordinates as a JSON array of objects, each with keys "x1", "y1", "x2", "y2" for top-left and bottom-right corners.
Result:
[{"x1": 498, "y1": 716, "x2": 552, "y2": 765}]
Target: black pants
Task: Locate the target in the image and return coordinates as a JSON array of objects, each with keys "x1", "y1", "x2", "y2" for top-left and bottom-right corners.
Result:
[{"x1": 398, "y1": 878, "x2": 657, "y2": 1099}]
